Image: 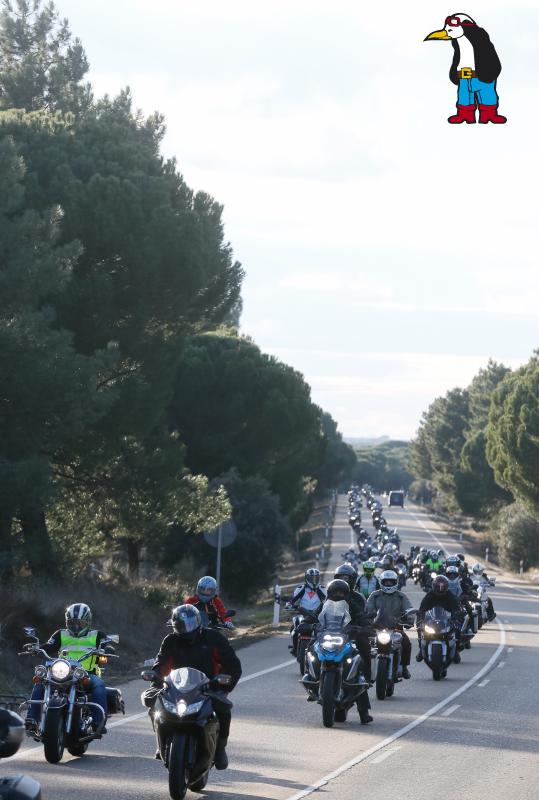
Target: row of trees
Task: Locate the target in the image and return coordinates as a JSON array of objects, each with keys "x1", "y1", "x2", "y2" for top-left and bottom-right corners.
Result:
[
  {"x1": 351, "y1": 440, "x2": 413, "y2": 493},
  {"x1": 410, "y1": 354, "x2": 539, "y2": 569},
  {"x1": 0, "y1": 1, "x2": 356, "y2": 600}
]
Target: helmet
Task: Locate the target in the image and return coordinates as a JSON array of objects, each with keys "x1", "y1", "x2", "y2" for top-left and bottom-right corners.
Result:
[
  {"x1": 472, "y1": 562, "x2": 484, "y2": 576},
  {"x1": 437, "y1": 549, "x2": 445, "y2": 558},
  {"x1": 456, "y1": 553, "x2": 466, "y2": 562},
  {"x1": 445, "y1": 556, "x2": 460, "y2": 568},
  {"x1": 381, "y1": 554, "x2": 394, "y2": 569},
  {"x1": 430, "y1": 550, "x2": 438, "y2": 559},
  {"x1": 196, "y1": 576, "x2": 218, "y2": 603},
  {"x1": 65, "y1": 603, "x2": 92, "y2": 637},
  {"x1": 445, "y1": 565, "x2": 460, "y2": 579},
  {"x1": 432, "y1": 575, "x2": 449, "y2": 595},
  {"x1": 363, "y1": 561, "x2": 376, "y2": 577},
  {"x1": 171, "y1": 604, "x2": 202, "y2": 642},
  {"x1": 420, "y1": 547, "x2": 428, "y2": 555},
  {"x1": 326, "y1": 578, "x2": 350, "y2": 602},
  {"x1": 305, "y1": 568, "x2": 321, "y2": 588},
  {"x1": 0, "y1": 709, "x2": 25, "y2": 759},
  {"x1": 334, "y1": 563, "x2": 358, "y2": 591},
  {"x1": 380, "y1": 570, "x2": 399, "y2": 594}
]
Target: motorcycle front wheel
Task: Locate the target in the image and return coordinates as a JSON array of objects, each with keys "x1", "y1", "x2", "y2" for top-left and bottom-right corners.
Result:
[
  {"x1": 321, "y1": 672, "x2": 336, "y2": 728},
  {"x1": 43, "y1": 707, "x2": 65, "y2": 764},
  {"x1": 297, "y1": 641, "x2": 308, "y2": 675},
  {"x1": 431, "y1": 644, "x2": 444, "y2": 681},
  {"x1": 168, "y1": 733, "x2": 190, "y2": 800},
  {"x1": 375, "y1": 659, "x2": 389, "y2": 700}
]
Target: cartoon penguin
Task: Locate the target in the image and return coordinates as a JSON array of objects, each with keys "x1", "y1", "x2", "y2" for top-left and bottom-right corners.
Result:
[{"x1": 425, "y1": 13, "x2": 506, "y2": 124}]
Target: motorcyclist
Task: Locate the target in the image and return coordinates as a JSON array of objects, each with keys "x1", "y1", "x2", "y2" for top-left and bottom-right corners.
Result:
[
  {"x1": 145, "y1": 604, "x2": 242, "y2": 770},
  {"x1": 25, "y1": 603, "x2": 110, "y2": 733},
  {"x1": 416, "y1": 576, "x2": 462, "y2": 663},
  {"x1": 366, "y1": 571, "x2": 414, "y2": 679},
  {"x1": 185, "y1": 576, "x2": 234, "y2": 629},
  {"x1": 471, "y1": 563, "x2": 496, "y2": 620},
  {"x1": 380, "y1": 553, "x2": 395, "y2": 572},
  {"x1": 323, "y1": 576, "x2": 373, "y2": 724},
  {"x1": 288, "y1": 568, "x2": 326, "y2": 656},
  {"x1": 356, "y1": 561, "x2": 380, "y2": 599},
  {"x1": 425, "y1": 549, "x2": 444, "y2": 572}
]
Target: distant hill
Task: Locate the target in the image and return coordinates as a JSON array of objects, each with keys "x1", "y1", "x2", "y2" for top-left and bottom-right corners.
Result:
[{"x1": 344, "y1": 436, "x2": 390, "y2": 448}]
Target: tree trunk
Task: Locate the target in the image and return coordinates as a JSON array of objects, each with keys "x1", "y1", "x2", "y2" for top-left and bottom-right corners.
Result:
[
  {"x1": 126, "y1": 538, "x2": 140, "y2": 578},
  {"x1": 19, "y1": 504, "x2": 57, "y2": 576},
  {"x1": 0, "y1": 511, "x2": 13, "y2": 578}
]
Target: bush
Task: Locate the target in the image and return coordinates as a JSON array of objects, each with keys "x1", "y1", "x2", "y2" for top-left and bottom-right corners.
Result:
[
  {"x1": 407, "y1": 479, "x2": 435, "y2": 504},
  {"x1": 494, "y1": 502, "x2": 539, "y2": 570}
]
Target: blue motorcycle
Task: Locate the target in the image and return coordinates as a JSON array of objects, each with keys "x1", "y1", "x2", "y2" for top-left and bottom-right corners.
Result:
[{"x1": 302, "y1": 610, "x2": 368, "y2": 727}]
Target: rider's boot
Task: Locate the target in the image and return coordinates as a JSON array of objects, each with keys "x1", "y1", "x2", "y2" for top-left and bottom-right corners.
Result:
[
  {"x1": 214, "y1": 737, "x2": 229, "y2": 770},
  {"x1": 402, "y1": 666, "x2": 411, "y2": 679}
]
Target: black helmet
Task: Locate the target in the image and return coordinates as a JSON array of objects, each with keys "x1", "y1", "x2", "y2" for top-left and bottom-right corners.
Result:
[
  {"x1": 432, "y1": 575, "x2": 449, "y2": 595},
  {"x1": 171, "y1": 604, "x2": 202, "y2": 643},
  {"x1": 334, "y1": 563, "x2": 357, "y2": 591},
  {"x1": 326, "y1": 579, "x2": 350, "y2": 602},
  {"x1": 0, "y1": 709, "x2": 24, "y2": 759},
  {"x1": 382, "y1": 554, "x2": 394, "y2": 569},
  {"x1": 305, "y1": 568, "x2": 321, "y2": 589}
]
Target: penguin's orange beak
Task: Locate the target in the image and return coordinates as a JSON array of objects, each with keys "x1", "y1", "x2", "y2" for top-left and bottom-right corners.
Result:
[{"x1": 424, "y1": 29, "x2": 450, "y2": 41}]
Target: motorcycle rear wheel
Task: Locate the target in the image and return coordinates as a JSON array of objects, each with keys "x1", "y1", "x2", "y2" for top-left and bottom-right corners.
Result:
[
  {"x1": 43, "y1": 707, "x2": 65, "y2": 764},
  {"x1": 334, "y1": 708, "x2": 347, "y2": 723},
  {"x1": 168, "y1": 733, "x2": 190, "y2": 800},
  {"x1": 321, "y1": 672, "x2": 336, "y2": 728},
  {"x1": 67, "y1": 743, "x2": 88, "y2": 757}
]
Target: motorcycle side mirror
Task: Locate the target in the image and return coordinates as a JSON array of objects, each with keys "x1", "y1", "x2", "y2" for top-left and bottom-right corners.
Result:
[
  {"x1": 24, "y1": 627, "x2": 37, "y2": 639},
  {"x1": 141, "y1": 670, "x2": 163, "y2": 684},
  {"x1": 404, "y1": 608, "x2": 417, "y2": 615},
  {"x1": 106, "y1": 634, "x2": 120, "y2": 644}
]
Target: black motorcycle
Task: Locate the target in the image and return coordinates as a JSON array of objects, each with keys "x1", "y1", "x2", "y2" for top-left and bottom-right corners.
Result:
[
  {"x1": 19, "y1": 627, "x2": 124, "y2": 763},
  {"x1": 0, "y1": 708, "x2": 42, "y2": 799},
  {"x1": 142, "y1": 667, "x2": 232, "y2": 800},
  {"x1": 418, "y1": 608, "x2": 457, "y2": 680},
  {"x1": 373, "y1": 610, "x2": 414, "y2": 700}
]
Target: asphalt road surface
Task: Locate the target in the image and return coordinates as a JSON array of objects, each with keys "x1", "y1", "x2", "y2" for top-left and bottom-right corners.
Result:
[{"x1": 9, "y1": 496, "x2": 539, "y2": 800}]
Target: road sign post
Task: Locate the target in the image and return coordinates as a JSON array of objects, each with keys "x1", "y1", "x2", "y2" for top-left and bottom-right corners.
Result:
[
  {"x1": 273, "y1": 585, "x2": 281, "y2": 628},
  {"x1": 204, "y1": 519, "x2": 237, "y2": 591}
]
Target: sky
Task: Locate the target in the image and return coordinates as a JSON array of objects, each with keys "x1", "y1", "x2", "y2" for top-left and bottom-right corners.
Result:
[{"x1": 57, "y1": 0, "x2": 538, "y2": 439}]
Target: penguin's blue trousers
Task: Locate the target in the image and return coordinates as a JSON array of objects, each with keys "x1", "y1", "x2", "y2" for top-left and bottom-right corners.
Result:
[{"x1": 458, "y1": 78, "x2": 498, "y2": 106}]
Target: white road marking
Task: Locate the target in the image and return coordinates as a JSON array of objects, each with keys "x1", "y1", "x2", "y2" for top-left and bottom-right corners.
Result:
[
  {"x1": 497, "y1": 661, "x2": 505, "y2": 669},
  {"x1": 477, "y1": 679, "x2": 490, "y2": 687},
  {"x1": 441, "y1": 704, "x2": 460, "y2": 717},
  {"x1": 501, "y1": 582, "x2": 539, "y2": 599},
  {"x1": 285, "y1": 619, "x2": 506, "y2": 800},
  {"x1": 238, "y1": 659, "x2": 296, "y2": 683},
  {"x1": 508, "y1": 647, "x2": 514, "y2": 653},
  {"x1": 369, "y1": 747, "x2": 402, "y2": 764}
]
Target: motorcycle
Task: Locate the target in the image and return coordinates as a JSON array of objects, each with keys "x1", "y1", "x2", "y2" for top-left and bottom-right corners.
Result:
[
  {"x1": 142, "y1": 667, "x2": 232, "y2": 800},
  {"x1": 301, "y1": 602, "x2": 368, "y2": 728},
  {"x1": 19, "y1": 627, "x2": 124, "y2": 763},
  {"x1": 396, "y1": 563, "x2": 408, "y2": 589},
  {"x1": 418, "y1": 607, "x2": 457, "y2": 680},
  {"x1": 286, "y1": 607, "x2": 318, "y2": 675},
  {"x1": 0, "y1": 708, "x2": 42, "y2": 799},
  {"x1": 373, "y1": 609, "x2": 415, "y2": 700},
  {"x1": 472, "y1": 577, "x2": 495, "y2": 626}
]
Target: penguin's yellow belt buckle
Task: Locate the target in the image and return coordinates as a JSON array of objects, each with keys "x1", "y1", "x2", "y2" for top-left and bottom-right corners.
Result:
[{"x1": 461, "y1": 68, "x2": 473, "y2": 79}]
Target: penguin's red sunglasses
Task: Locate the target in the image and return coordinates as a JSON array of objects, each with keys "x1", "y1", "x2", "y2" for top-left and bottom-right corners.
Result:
[{"x1": 445, "y1": 16, "x2": 475, "y2": 27}]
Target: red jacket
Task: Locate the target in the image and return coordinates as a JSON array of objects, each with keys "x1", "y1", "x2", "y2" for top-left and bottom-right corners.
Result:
[{"x1": 185, "y1": 595, "x2": 231, "y2": 624}]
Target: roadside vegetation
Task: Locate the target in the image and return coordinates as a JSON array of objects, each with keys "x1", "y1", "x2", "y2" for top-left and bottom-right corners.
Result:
[
  {"x1": 409, "y1": 355, "x2": 539, "y2": 572},
  {"x1": 0, "y1": 0, "x2": 357, "y2": 689},
  {"x1": 351, "y1": 440, "x2": 413, "y2": 493}
]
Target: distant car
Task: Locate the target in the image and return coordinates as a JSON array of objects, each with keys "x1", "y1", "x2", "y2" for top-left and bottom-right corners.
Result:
[{"x1": 388, "y1": 490, "x2": 404, "y2": 508}]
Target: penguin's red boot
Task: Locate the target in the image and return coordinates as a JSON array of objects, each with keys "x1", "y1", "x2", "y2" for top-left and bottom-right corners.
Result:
[
  {"x1": 478, "y1": 104, "x2": 507, "y2": 124},
  {"x1": 448, "y1": 104, "x2": 476, "y2": 124}
]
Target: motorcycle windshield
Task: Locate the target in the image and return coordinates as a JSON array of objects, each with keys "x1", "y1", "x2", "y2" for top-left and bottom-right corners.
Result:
[
  {"x1": 169, "y1": 667, "x2": 208, "y2": 691},
  {"x1": 318, "y1": 600, "x2": 350, "y2": 631},
  {"x1": 374, "y1": 609, "x2": 399, "y2": 629},
  {"x1": 425, "y1": 607, "x2": 451, "y2": 624}
]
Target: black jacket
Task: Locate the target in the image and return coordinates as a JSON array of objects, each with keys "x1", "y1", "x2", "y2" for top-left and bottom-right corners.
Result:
[
  {"x1": 348, "y1": 591, "x2": 371, "y2": 626},
  {"x1": 418, "y1": 591, "x2": 460, "y2": 618},
  {"x1": 153, "y1": 628, "x2": 242, "y2": 690},
  {"x1": 450, "y1": 27, "x2": 502, "y2": 85}
]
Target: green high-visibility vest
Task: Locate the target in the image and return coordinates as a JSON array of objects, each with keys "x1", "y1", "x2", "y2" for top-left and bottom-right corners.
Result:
[{"x1": 59, "y1": 630, "x2": 99, "y2": 673}]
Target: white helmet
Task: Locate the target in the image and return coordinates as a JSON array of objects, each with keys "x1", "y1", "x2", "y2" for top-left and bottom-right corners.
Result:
[
  {"x1": 65, "y1": 603, "x2": 92, "y2": 637},
  {"x1": 380, "y1": 570, "x2": 399, "y2": 594},
  {"x1": 472, "y1": 562, "x2": 484, "y2": 575}
]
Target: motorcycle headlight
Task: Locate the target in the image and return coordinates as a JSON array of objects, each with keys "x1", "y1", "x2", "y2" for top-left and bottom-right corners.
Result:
[
  {"x1": 178, "y1": 699, "x2": 204, "y2": 717},
  {"x1": 424, "y1": 625, "x2": 436, "y2": 634},
  {"x1": 377, "y1": 631, "x2": 391, "y2": 645},
  {"x1": 50, "y1": 659, "x2": 71, "y2": 681},
  {"x1": 321, "y1": 634, "x2": 343, "y2": 652}
]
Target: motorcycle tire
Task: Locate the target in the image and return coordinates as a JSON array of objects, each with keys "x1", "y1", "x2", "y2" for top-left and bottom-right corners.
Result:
[
  {"x1": 334, "y1": 708, "x2": 347, "y2": 723},
  {"x1": 67, "y1": 743, "x2": 88, "y2": 757},
  {"x1": 43, "y1": 707, "x2": 65, "y2": 764},
  {"x1": 168, "y1": 733, "x2": 190, "y2": 800},
  {"x1": 321, "y1": 672, "x2": 336, "y2": 728},
  {"x1": 477, "y1": 614, "x2": 483, "y2": 629},
  {"x1": 190, "y1": 771, "x2": 209, "y2": 793},
  {"x1": 376, "y1": 659, "x2": 389, "y2": 700},
  {"x1": 431, "y1": 644, "x2": 444, "y2": 681},
  {"x1": 298, "y1": 641, "x2": 308, "y2": 675}
]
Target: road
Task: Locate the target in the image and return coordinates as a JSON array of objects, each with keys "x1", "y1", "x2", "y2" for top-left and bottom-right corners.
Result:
[{"x1": 9, "y1": 496, "x2": 539, "y2": 800}]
